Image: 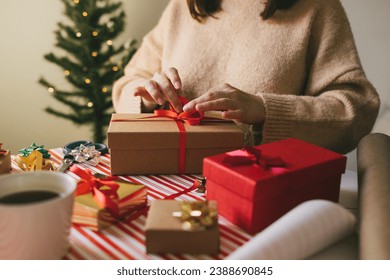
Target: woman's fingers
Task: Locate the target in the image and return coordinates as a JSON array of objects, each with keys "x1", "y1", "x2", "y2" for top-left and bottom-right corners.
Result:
[
  {"x1": 132, "y1": 67, "x2": 183, "y2": 112},
  {"x1": 183, "y1": 91, "x2": 229, "y2": 112},
  {"x1": 166, "y1": 67, "x2": 182, "y2": 90},
  {"x1": 152, "y1": 71, "x2": 183, "y2": 112},
  {"x1": 144, "y1": 80, "x2": 165, "y2": 105},
  {"x1": 195, "y1": 98, "x2": 237, "y2": 112},
  {"x1": 222, "y1": 109, "x2": 245, "y2": 120}
]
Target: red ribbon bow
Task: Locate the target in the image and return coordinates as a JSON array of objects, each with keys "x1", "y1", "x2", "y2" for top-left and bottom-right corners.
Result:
[
  {"x1": 0, "y1": 143, "x2": 7, "y2": 155},
  {"x1": 153, "y1": 96, "x2": 204, "y2": 125},
  {"x1": 223, "y1": 146, "x2": 285, "y2": 169},
  {"x1": 70, "y1": 165, "x2": 120, "y2": 216}
]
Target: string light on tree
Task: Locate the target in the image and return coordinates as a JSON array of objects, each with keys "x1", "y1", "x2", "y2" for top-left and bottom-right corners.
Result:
[{"x1": 39, "y1": 0, "x2": 137, "y2": 143}]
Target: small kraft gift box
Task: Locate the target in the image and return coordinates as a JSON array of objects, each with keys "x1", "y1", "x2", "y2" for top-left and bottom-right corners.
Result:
[
  {"x1": 203, "y1": 138, "x2": 347, "y2": 234},
  {"x1": 0, "y1": 143, "x2": 11, "y2": 174},
  {"x1": 145, "y1": 200, "x2": 220, "y2": 254},
  {"x1": 107, "y1": 112, "x2": 243, "y2": 175},
  {"x1": 70, "y1": 166, "x2": 147, "y2": 231}
]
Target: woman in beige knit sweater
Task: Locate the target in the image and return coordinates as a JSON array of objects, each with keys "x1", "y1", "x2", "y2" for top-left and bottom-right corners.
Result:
[{"x1": 112, "y1": 0, "x2": 380, "y2": 154}]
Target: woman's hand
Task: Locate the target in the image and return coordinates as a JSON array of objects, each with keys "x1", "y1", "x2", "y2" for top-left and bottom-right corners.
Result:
[
  {"x1": 183, "y1": 83, "x2": 265, "y2": 125},
  {"x1": 134, "y1": 67, "x2": 183, "y2": 112}
]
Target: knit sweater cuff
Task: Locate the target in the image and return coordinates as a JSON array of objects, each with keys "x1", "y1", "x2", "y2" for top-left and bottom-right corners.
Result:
[
  {"x1": 261, "y1": 93, "x2": 295, "y2": 143},
  {"x1": 116, "y1": 80, "x2": 144, "y2": 113}
]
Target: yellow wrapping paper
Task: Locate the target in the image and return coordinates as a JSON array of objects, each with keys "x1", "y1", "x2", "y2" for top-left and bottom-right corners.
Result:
[{"x1": 15, "y1": 150, "x2": 54, "y2": 171}]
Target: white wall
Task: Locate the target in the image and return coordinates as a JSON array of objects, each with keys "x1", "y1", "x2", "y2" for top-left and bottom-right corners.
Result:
[
  {"x1": 0, "y1": 0, "x2": 170, "y2": 154},
  {"x1": 0, "y1": 0, "x2": 389, "y2": 171},
  {"x1": 341, "y1": 0, "x2": 390, "y2": 170}
]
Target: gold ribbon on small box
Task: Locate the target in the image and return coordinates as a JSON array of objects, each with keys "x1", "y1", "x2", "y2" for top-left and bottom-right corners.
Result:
[
  {"x1": 172, "y1": 201, "x2": 217, "y2": 231},
  {"x1": 15, "y1": 143, "x2": 54, "y2": 171}
]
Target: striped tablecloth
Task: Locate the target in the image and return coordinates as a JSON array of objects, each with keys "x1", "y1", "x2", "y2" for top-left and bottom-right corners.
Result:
[{"x1": 11, "y1": 148, "x2": 252, "y2": 260}]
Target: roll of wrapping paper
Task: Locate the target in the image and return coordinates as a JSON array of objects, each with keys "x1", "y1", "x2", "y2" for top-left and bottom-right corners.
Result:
[
  {"x1": 225, "y1": 200, "x2": 356, "y2": 260},
  {"x1": 357, "y1": 133, "x2": 390, "y2": 260}
]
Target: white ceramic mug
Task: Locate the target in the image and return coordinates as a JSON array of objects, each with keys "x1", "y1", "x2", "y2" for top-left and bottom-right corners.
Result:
[{"x1": 0, "y1": 171, "x2": 77, "y2": 259}]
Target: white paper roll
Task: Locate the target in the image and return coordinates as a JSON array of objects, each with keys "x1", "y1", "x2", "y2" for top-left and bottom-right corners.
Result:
[{"x1": 226, "y1": 199, "x2": 356, "y2": 260}]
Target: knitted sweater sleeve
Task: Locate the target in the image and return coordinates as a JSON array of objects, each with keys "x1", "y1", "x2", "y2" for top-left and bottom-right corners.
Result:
[
  {"x1": 112, "y1": 2, "x2": 172, "y2": 113},
  {"x1": 258, "y1": 0, "x2": 380, "y2": 154}
]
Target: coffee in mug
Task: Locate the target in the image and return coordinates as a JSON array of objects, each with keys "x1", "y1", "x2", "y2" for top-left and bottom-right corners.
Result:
[{"x1": 0, "y1": 171, "x2": 77, "y2": 259}]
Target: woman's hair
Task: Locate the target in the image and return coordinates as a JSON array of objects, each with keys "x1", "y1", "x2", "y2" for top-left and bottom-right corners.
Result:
[{"x1": 187, "y1": 0, "x2": 298, "y2": 22}]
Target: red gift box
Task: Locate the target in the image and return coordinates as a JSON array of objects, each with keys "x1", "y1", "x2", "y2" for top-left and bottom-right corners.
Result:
[{"x1": 203, "y1": 138, "x2": 347, "y2": 234}]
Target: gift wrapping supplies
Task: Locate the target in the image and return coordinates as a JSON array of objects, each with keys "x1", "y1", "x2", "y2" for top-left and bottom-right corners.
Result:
[
  {"x1": 70, "y1": 165, "x2": 148, "y2": 231},
  {"x1": 107, "y1": 97, "x2": 244, "y2": 175},
  {"x1": 14, "y1": 143, "x2": 54, "y2": 171},
  {"x1": 145, "y1": 200, "x2": 219, "y2": 254}
]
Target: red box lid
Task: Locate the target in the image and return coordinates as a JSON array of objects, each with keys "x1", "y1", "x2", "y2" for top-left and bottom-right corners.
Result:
[{"x1": 203, "y1": 138, "x2": 346, "y2": 202}]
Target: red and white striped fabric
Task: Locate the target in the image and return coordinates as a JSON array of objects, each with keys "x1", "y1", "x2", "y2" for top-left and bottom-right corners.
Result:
[{"x1": 11, "y1": 148, "x2": 252, "y2": 260}]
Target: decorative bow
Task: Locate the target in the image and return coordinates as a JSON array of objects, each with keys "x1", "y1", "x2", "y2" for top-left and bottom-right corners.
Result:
[
  {"x1": 153, "y1": 96, "x2": 204, "y2": 126},
  {"x1": 16, "y1": 143, "x2": 54, "y2": 171},
  {"x1": 19, "y1": 143, "x2": 51, "y2": 159},
  {"x1": 172, "y1": 201, "x2": 218, "y2": 231},
  {"x1": 0, "y1": 143, "x2": 7, "y2": 155},
  {"x1": 69, "y1": 144, "x2": 101, "y2": 166},
  {"x1": 70, "y1": 165, "x2": 120, "y2": 216},
  {"x1": 223, "y1": 146, "x2": 285, "y2": 169}
]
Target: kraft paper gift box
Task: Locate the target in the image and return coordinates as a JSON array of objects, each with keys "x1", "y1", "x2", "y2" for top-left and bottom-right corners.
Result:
[
  {"x1": 71, "y1": 167, "x2": 148, "y2": 231},
  {"x1": 0, "y1": 149, "x2": 11, "y2": 175},
  {"x1": 145, "y1": 200, "x2": 220, "y2": 254},
  {"x1": 107, "y1": 113, "x2": 243, "y2": 175},
  {"x1": 203, "y1": 138, "x2": 347, "y2": 234}
]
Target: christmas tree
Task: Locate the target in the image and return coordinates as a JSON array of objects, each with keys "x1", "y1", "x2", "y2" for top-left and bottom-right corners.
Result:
[{"x1": 39, "y1": 0, "x2": 136, "y2": 143}]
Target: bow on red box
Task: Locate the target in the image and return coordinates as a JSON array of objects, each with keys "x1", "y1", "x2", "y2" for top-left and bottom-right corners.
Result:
[
  {"x1": 70, "y1": 165, "x2": 120, "y2": 216},
  {"x1": 223, "y1": 146, "x2": 286, "y2": 169}
]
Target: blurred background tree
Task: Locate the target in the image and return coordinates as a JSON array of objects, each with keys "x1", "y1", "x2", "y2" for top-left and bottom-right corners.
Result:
[{"x1": 39, "y1": 0, "x2": 136, "y2": 143}]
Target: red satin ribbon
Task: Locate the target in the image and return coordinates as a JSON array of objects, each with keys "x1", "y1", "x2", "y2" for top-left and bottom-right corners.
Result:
[
  {"x1": 223, "y1": 146, "x2": 285, "y2": 169},
  {"x1": 152, "y1": 97, "x2": 204, "y2": 174},
  {"x1": 70, "y1": 165, "x2": 120, "y2": 216}
]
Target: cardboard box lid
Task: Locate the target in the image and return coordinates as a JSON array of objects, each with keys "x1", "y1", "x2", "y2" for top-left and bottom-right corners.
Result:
[
  {"x1": 203, "y1": 138, "x2": 347, "y2": 202},
  {"x1": 145, "y1": 200, "x2": 218, "y2": 231},
  {"x1": 107, "y1": 113, "x2": 243, "y2": 150}
]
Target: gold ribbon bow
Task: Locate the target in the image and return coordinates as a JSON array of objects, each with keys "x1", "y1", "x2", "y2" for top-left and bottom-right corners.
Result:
[{"x1": 172, "y1": 201, "x2": 217, "y2": 231}]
